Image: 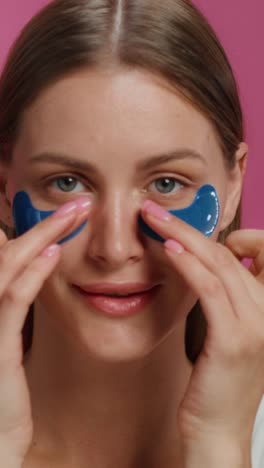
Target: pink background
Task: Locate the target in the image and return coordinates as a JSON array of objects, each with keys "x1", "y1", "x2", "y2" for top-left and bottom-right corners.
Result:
[{"x1": 0, "y1": 1, "x2": 263, "y2": 230}]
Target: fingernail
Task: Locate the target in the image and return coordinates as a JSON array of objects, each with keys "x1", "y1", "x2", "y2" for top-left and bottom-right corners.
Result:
[
  {"x1": 41, "y1": 244, "x2": 60, "y2": 257},
  {"x1": 164, "y1": 239, "x2": 184, "y2": 254},
  {"x1": 54, "y1": 201, "x2": 79, "y2": 218},
  {"x1": 74, "y1": 196, "x2": 92, "y2": 212},
  {"x1": 54, "y1": 197, "x2": 92, "y2": 218},
  {"x1": 142, "y1": 200, "x2": 172, "y2": 221}
]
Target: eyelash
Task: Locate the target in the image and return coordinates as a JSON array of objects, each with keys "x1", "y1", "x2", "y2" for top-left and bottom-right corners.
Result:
[{"x1": 44, "y1": 173, "x2": 188, "y2": 196}]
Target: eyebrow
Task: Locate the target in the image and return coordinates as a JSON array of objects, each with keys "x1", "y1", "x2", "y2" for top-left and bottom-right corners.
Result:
[{"x1": 28, "y1": 148, "x2": 206, "y2": 173}]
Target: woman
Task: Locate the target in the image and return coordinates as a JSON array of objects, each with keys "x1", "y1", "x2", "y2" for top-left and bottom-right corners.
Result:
[{"x1": 0, "y1": 0, "x2": 263, "y2": 466}]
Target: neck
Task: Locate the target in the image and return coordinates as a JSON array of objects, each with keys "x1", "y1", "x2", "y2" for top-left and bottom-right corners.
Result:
[{"x1": 24, "y1": 306, "x2": 193, "y2": 468}]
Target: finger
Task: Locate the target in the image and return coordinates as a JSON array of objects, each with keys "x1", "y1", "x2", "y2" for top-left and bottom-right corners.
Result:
[
  {"x1": 225, "y1": 230, "x2": 264, "y2": 279},
  {"x1": 224, "y1": 236, "x2": 264, "y2": 317},
  {"x1": 164, "y1": 241, "x2": 261, "y2": 345},
  {"x1": 0, "y1": 244, "x2": 61, "y2": 360},
  {"x1": 144, "y1": 207, "x2": 250, "y2": 287},
  {"x1": 163, "y1": 243, "x2": 238, "y2": 338},
  {"x1": 0, "y1": 198, "x2": 91, "y2": 296},
  {"x1": 142, "y1": 209, "x2": 258, "y2": 319},
  {"x1": 225, "y1": 229, "x2": 264, "y2": 259},
  {"x1": 224, "y1": 230, "x2": 264, "y2": 295}
]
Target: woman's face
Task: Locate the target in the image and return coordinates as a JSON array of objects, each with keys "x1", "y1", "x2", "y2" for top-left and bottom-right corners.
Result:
[{"x1": 6, "y1": 67, "x2": 242, "y2": 361}]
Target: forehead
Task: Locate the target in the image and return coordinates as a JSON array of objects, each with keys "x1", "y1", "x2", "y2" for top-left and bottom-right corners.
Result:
[{"x1": 14, "y1": 67, "x2": 222, "y2": 166}]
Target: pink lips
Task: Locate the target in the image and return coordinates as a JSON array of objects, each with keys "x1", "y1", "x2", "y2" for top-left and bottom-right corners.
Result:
[{"x1": 72, "y1": 283, "x2": 161, "y2": 317}]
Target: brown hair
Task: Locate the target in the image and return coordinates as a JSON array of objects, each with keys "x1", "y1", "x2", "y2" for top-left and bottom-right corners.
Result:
[{"x1": 0, "y1": 0, "x2": 244, "y2": 363}]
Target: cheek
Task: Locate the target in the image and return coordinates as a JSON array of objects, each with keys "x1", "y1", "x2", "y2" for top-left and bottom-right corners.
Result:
[
  {"x1": 55, "y1": 246, "x2": 87, "y2": 282},
  {"x1": 156, "y1": 273, "x2": 198, "y2": 333},
  {"x1": 215, "y1": 191, "x2": 229, "y2": 235}
]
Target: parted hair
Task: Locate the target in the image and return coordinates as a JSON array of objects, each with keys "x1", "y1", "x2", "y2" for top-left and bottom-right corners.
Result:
[{"x1": 0, "y1": 0, "x2": 244, "y2": 363}]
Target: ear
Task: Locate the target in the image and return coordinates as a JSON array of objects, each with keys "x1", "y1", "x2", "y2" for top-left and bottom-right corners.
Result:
[
  {"x1": 0, "y1": 164, "x2": 15, "y2": 229},
  {"x1": 219, "y1": 142, "x2": 248, "y2": 232}
]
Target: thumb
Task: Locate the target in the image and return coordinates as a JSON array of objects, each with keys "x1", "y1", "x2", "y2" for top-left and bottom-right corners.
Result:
[{"x1": 225, "y1": 229, "x2": 264, "y2": 276}]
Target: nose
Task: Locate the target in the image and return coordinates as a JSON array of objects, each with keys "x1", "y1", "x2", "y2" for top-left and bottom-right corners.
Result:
[{"x1": 86, "y1": 193, "x2": 145, "y2": 270}]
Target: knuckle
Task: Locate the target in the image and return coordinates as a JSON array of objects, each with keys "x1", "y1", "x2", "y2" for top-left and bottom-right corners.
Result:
[
  {"x1": 0, "y1": 241, "x2": 13, "y2": 266},
  {"x1": 4, "y1": 286, "x2": 29, "y2": 307},
  {"x1": 218, "y1": 337, "x2": 245, "y2": 363},
  {"x1": 224, "y1": 328, "x2": 264, "y2": 361},
  {"x1": 214, "y1": 243, "x2": 233, "y2": 269},
  {"x1": 236, "y1": 338, "x2": 255, "y2": 358},
  {"x1": 201, "y1": 276, "x2": 222, "y2": 297}
]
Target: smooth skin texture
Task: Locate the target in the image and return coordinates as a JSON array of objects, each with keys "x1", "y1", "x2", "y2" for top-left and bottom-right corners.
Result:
[
  {"x1": 0, "y1": 200, "x2": 92, "y2": 466},
  {"x1": 0, "y1": 66, "x2": 252, "y2": 467},
  {"x1": 142, "y1": 205, "x2": 264, "y2": 457}
]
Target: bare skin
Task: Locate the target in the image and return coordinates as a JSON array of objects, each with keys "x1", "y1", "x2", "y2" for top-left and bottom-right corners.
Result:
[
  {"x1": 1, "y1": 66, "x2": 247, "y2": 467},
  {"x1": 0, "y1": 199, "x2": 92, "y2": 467}
]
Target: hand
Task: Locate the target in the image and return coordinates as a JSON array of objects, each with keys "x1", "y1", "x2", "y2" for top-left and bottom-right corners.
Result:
[
  {"x1": 141, "y1": 200, "x2": 264, "y2": 447},
  {"x1": 0, "y1": 196, "x2": 91, "y2": 462}
]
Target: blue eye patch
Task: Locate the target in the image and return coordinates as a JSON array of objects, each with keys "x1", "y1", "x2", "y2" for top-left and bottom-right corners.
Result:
[
  {"x1": 12, "y1": 184, "x2": 219, "y2": 245},
  {"x1": 12, "y1": 191, "x2": 88, "y2": 245},
  {"x1": 138, "y1": 184, "x2": 220, "y2": 241}
]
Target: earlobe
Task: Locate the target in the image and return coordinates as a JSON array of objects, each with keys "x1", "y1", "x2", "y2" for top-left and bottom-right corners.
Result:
[{"x1": 219, "y1": 142, "x2": 248, "y2": 232}]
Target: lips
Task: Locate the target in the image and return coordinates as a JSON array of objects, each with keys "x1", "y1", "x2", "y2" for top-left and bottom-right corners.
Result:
[
  {"x1": 74, "y1": 282, "x2": 159, "y2": 296},
  {"x1": 72, "y1": 283, "x2": 161, "y2": 317}
]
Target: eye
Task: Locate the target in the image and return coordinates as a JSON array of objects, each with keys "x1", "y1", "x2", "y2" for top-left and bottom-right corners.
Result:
[
  {"x1": 47, "y1": 175, "x2": 86, "y2": 193},
  {"x1": 148, "y1": 177, "x2": 186, "y2": 195}
]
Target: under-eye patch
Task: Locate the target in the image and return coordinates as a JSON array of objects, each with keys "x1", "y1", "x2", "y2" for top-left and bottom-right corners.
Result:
[
  {"x1": 12, "y1": 191, "x2": 88, "y2": 245},
  {"x1": 13, "y1": 184, "x2": 219, "y2": 245},
  {"x1": 138, "y1": 184, "x2": 220, "y2": 241}
]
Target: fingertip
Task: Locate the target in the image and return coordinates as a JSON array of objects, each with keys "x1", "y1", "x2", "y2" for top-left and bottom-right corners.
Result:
[{"x1": 41, "y1": 244, "x2": 60, "y2": 258}]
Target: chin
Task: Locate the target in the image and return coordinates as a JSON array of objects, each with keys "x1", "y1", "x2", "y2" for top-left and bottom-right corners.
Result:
[
  {"x1": 67, "y1": 314, "x2": 171, "y2": 364},
  {"x1": 36, "y1": 278, "x2": 192, "y2": 364}
]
